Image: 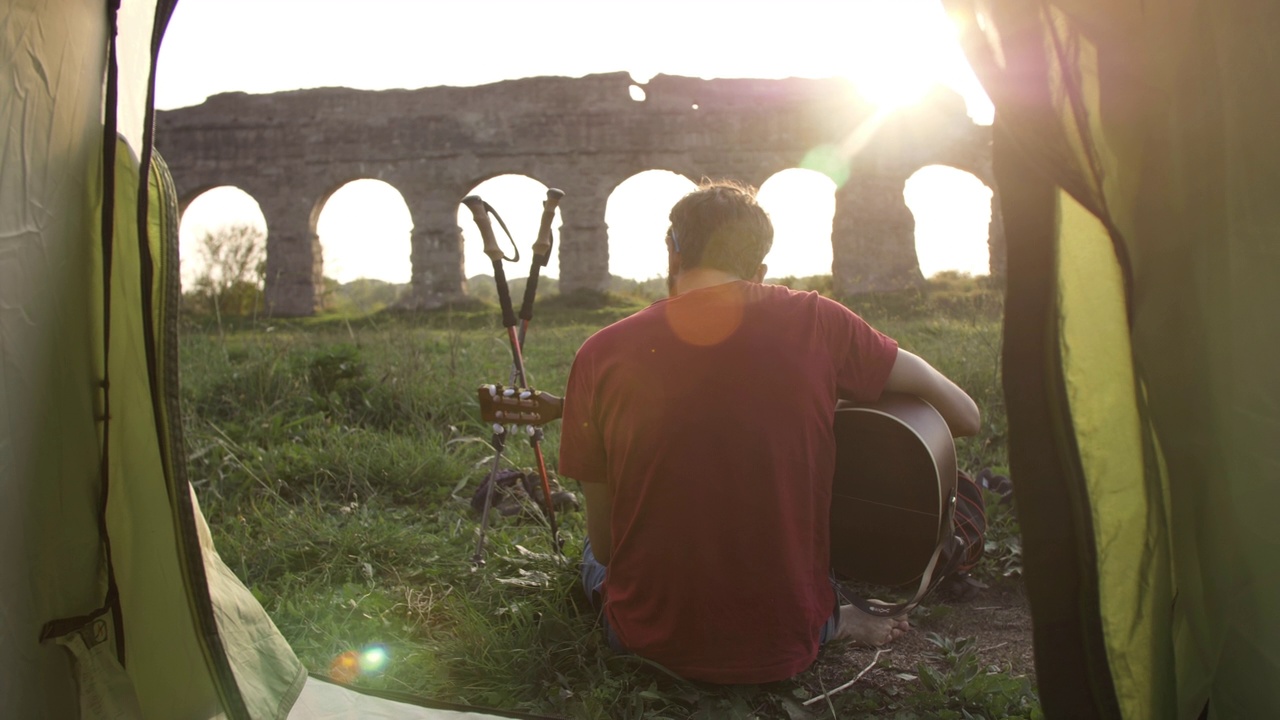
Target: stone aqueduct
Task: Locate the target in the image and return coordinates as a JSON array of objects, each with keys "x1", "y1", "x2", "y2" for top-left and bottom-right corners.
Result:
[{"x1": 155, "y1": 73, "x2": 1000, "y2": 316}]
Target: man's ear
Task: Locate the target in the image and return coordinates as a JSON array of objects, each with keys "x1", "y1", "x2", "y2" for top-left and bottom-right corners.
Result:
[{"x1": 750, "y1": 263, "x2": 767, "y2": 283}]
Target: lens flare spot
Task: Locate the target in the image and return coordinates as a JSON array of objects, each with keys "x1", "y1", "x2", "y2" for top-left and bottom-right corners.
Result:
[
  {"x1": 328, "y1": 651, "x2": 360, "y2": 683},
  {"x1": 359, "y1": 644, "x2": 390, "y2": 674},
  {"x1": 800, "y1": 145, "x2": 850, "y2": 189},
  {"x1": 329, "y1": 644, "x2": 390, "y2": 683}
]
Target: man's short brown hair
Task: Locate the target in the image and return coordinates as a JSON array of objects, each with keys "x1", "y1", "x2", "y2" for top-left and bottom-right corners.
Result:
[{"x1": 668, "y1": 180, "x2": 773, "y2": 279}]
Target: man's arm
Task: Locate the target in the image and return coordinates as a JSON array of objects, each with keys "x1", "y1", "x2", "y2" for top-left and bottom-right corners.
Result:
[
  {"x1": 578, "y1": 479, "x2": 614, "y2": 565},
  {"x1": 883, "y1": 348, "x2": 981, "y2": 437}
]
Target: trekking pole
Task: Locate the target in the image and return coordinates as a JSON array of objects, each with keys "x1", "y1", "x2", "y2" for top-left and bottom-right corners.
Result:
[
  {"x1": 462, "y1": 195, "x2": 521, "y2": 567},
  {"x1": 462, "y1": 195, "x2": 527, "y2": 384},
  {"x1": 512, "y1": 189, "x2": 565, "y2": 554},
  {"x1": 470, "y1": 422, "x2": 509, "y2": 568},
  {"x1": 461, "y1": 194, "x2": 565, "y2": 561},
  {"x1": 516, "y1": 188, "x2": 565, "y2": 354}
]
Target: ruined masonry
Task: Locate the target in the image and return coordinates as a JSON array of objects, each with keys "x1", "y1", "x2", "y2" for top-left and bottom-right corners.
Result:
[{"x1": 155, "y1": 73, "x2": 1000, "y2": 316}]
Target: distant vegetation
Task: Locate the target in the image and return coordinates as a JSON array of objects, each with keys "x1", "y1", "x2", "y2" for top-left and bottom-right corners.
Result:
[
  {"x1": 190, "y1": 260, "x2": 996, "y2": 321},
  {"x1": 465, "y1": 274, "x2": 668, "y2": 305},
  {"x1": 324, "y1": 277, "x2": 405, "y2": 314},
  {"x1": 181, "y1": 223, "x2": 266, "y2": 319}
]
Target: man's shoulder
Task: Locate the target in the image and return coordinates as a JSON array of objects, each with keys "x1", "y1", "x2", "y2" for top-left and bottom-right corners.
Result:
[
  {"x1": 578, "y1": 300, "x2": 669, "y2": 352},
  {"x1": 753, "y1": 283, "x2": 856, "y2": 316}
]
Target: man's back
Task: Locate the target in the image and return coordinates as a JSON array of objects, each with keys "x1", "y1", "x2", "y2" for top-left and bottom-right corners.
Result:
[{"x1": 560, "y1": 281, "x2": 897, "y2": 683}]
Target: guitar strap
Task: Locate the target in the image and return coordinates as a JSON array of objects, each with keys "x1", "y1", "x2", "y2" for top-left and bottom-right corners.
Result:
[{"x1": 837, "y1": 485, "x2": 961, "y2": 619}]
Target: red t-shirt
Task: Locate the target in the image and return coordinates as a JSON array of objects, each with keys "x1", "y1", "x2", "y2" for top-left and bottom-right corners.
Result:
[{"x1": 558, "y1": 281, "x2": 898, "y2": 683}]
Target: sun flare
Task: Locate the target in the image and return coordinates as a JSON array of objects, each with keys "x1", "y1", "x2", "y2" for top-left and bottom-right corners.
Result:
[{"x1": 829, "y1": 1, "x2": 972, "y2": 112}]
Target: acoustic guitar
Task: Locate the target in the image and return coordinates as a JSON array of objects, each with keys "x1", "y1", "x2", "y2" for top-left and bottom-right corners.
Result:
[{"x1": 830, "y1": 392, "x2": 958, "y2": 591}]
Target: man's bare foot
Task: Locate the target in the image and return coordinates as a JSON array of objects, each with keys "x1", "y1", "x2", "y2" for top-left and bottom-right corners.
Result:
[{"x1": 834, "y1": 603, "x2": 911, "y2": 646}]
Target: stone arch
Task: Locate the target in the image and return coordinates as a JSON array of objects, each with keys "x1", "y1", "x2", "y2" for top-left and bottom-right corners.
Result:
[
  {"x1": 756, "y1": 169, "x2": 837, "y2": 280},
  {"x1": 605, "y1": 170, "x2": 696, "y2": 282},
  {"x1": 903, "y1": 165, "x2": 994, "y2": 278},
  {"x1": 311, "y1": 179, "x2": 413, "y2": 286},
  {"x1": 157, "y1": 75, "x2": 993, "y2": 313},
  {"x1": 896, "y1": 138, "x2": 1004, "y2": 280},
  {"x1": 175, "y1": 185, "x2": 266, "y2": 292}
]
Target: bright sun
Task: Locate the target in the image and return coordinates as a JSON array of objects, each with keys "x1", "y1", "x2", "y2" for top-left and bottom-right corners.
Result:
[{"x1": 835, "y1": 2, "x2": 975, "y2": 112}]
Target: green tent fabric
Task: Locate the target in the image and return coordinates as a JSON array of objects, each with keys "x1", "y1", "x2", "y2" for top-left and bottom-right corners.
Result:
[
  {"x1": 944, "y1": 1, "x2": 1280, "y2": 717},
  {"x1": 3, "y1": 1, "x2": 305, "y2": 716}
]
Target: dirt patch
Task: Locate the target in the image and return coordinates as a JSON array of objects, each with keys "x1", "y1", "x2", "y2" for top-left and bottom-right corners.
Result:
[
  {"x1": 911, "y1": 579, "x2": 1035, "y2": 678},
  {"x1": 800, "y1": 577, "x2": 1035, "y2": 712}
]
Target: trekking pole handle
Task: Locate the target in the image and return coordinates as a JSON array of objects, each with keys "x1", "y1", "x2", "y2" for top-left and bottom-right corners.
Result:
[
  {"x1": 519, "y1": 189, "x2": 565, "y2": 325},
  {"x1": 461, "y1": 195, "x2": 506, "y2": 263},
  {"x1": 531, "y1": 188, "x2": 565, "y2": 264},
  {"x1": 462, "y1": 195, "x2": 518, "y2": 328}
]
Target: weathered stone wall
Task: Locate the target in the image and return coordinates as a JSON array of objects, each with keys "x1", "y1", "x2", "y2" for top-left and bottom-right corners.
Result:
[{"x1": 156, "y1": 73, "x2": 998, "y2": 315}]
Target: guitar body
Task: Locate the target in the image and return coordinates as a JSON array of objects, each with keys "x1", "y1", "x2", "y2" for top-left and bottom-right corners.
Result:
[{"x1": 830, "y1": 393, "x2": 957, "y2": 587}]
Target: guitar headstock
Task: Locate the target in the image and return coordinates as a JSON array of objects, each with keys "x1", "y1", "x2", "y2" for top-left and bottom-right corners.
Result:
[{"x1": 477, "y1": 384, "x2": 563, "y2": 426}]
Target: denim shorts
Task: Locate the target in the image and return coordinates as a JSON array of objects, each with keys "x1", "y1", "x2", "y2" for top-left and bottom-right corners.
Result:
[{"x1": 579, "y1": 539, "x2": 841, "y2": 650}]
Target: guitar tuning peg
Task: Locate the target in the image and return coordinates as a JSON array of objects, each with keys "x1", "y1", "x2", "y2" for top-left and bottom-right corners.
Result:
[
  {"x1": 519, "y1": 390, "x2": 532, "y2": 399},
  {"x1": 503, "y1": 388, "x2": 516, "y2": 397},
  {"x1": 492, "y1": 423, "x2": 504, "y2": 434}
]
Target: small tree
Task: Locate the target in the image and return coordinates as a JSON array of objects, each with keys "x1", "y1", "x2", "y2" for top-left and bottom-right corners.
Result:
[{"x1": 186, "y1": 224, "x2": 266, "y2": 318}]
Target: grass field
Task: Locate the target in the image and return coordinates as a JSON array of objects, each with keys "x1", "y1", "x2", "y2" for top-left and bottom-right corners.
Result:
[{"x1": 181, "y1": 275, "x2": 1035, "y2": 719}]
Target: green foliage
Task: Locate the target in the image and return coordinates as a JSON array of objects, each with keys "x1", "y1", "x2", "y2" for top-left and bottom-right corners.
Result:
[
  {"x1": 182, "y1": 274, "x2": 1032, "y2": 718},
  {"x1": 908, "y1": 634, "x2": 1043, "y2": 720},
  {"x1": 849, "y1": 272, "x2": 1004, "y2": 324},
  {"x1": 302, "y1": 344, "x2": 365, "y2": 397},
  {"x1": 978, "y1": 481, "x2": 1024, "y2": 580},
  {"x1": 182, "y1": 223, "x2": 266, "y2": 318}
]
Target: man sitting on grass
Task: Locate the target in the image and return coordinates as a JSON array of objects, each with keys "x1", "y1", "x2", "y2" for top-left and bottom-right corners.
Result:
[{"x1": 558, "y1": 180, "x2": 980, "y2": 684}]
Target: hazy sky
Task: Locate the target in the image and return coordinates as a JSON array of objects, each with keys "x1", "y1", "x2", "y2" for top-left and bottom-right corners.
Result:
[
  {"x1": 157, "y1": 0, "x2": 991, "y2": 116},
  {"x1": 159, "y1": 0, "x2": 995, "y2": 284}
]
